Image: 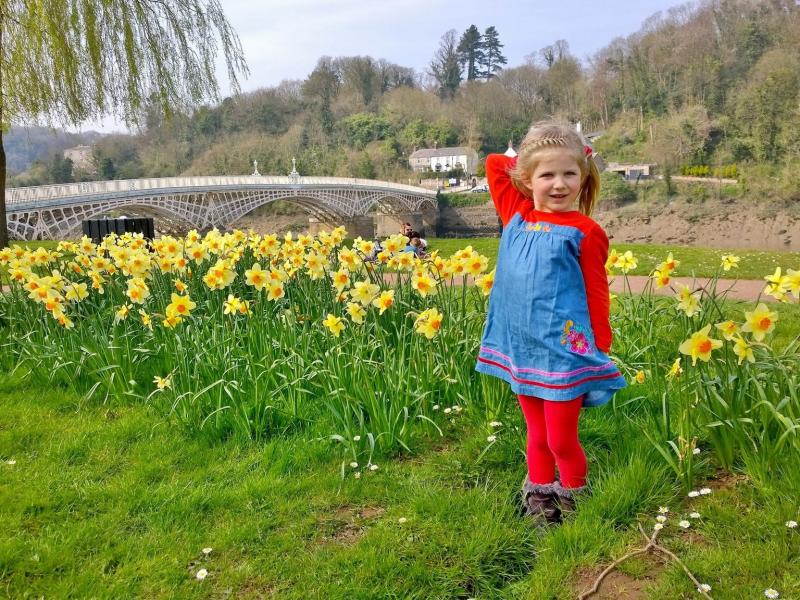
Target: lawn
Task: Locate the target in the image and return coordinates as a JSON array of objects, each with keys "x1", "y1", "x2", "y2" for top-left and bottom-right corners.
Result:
[
  {"x1": 1, "y1": 232, "x2": 799, "y2": 598},
  {"x1": 428, "y1": 238, "x2": 800, "y2": 280},
  {"x1": 2, "y1": 375, "x2": 799, "y2": 599}
]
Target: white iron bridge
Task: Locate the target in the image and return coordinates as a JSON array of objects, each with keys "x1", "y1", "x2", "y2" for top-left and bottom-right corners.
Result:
[{"x1": 5, "y1": 174, "x2": 438, "y2": 240}]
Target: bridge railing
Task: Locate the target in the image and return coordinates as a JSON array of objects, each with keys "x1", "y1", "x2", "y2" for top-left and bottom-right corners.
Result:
[{"x1": 5, "y1": 176, "x2": 436, "y2": 206}]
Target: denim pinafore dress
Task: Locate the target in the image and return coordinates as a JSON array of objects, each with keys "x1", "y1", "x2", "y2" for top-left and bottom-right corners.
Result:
[{"x1": 476, "y1": 213, "x2": 626, "y2": 407}]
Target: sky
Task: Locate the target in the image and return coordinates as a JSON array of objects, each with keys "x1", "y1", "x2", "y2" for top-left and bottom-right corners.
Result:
[{"x1": 77, "y1": 0, "x2": 688, "y2": 133}]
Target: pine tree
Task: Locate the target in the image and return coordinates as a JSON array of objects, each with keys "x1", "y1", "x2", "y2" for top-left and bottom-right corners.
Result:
[
  {"x1": 482, "y1": 26, "x2": 507, "y2": 79},
  {"x1": 457, "y1": 25, "x2": 484, "y2": 81}
]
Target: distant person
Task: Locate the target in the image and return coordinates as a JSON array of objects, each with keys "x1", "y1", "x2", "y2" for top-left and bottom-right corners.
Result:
[
  {"x1": 401, "y1": 222, "x2": 413, "y2": 238},
  {"x1": 476, "y1": 119, "x2": 625, "y2": 525},
  {"x1": 409, "y1": 231, "x2": 427, "y2": 251}
]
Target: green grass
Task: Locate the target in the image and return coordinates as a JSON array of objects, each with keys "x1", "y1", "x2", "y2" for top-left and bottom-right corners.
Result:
[
  {"x1": 428, "y1": 238, "x2": 800, "y2": 280},
  {"x1": 2, "y1": 374, "x2": 799, "y2": 598}
]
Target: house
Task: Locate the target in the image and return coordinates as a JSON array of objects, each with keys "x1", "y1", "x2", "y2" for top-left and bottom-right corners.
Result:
[
  {"x1": 605, "y1": 162, "x2": 657, "y2": 181},
  {"x1": 408, "y1": 146, "x2": 480, "y2": 175}
]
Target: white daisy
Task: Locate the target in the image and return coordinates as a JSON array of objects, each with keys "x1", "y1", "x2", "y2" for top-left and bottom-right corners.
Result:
[
  {"x1": 350, "y1": 462, "x2": 358, "y2": 468},
  {"x1": 679, "y1": 520, "x2": 691, "y2": 529},
  {"x1": 688, "y1": 490, "x2": 700, "y2": 498},
  {"x1": 658, "y1": 506, "x2": 669, "y2": 514},
  {"x1": 764, "y1": 589, "x2": 779, "y2": 599},
  {"x1": 697, "y1": 583, "x2": 711, "y2": 593},
  {"x1": 656, "y1": 515, "x2": 667, "y2": 523},
  {"x1": 354, "y1": 472, "x2": 361, "y2": 479},
  {"x1": 353, "y1": 435, "x2": 361, "y2": 441},
  {"x1": 653, "y1": 523, "x2": 664, "y2": 531},
  {"x1": 487, "y1": 435, "x2": 497, "y2": 443},
  {"x1": 432, "y1": 405, "x2": 440, "y2": 410},
  {"x1": 444, "y1": 407, "x2": 452, "y2": 414},
  {"x1": 489, "y1": 421, "x2": 503, "y2": 428},
  {"x1": 196, "y1": 568, "x2": 208, "y2": 580},
  {"x1": 699, "y1": 487, "x2": 712, "y2": 495},
  {"x1": 693, "y1": 447, "x2": 701, "y2": 455},
  {"x1": 690, "y1": 512, "x2": 701, "y2": 519},
  {"x1": 201, "y1": 547, "x2": 212, "y2": 555},
  {"x1": 786, "y1": 520, "x2": 798, "y2": 529},
  {"x1": 6, "y1": 460, "x2": 16, "y2": 465},
  {"x1": 398, "y1": 517, "x2": 407, "y2": 524},
  {"x1": 369, "y1": 464, "x2": 379, "y2": 471}
]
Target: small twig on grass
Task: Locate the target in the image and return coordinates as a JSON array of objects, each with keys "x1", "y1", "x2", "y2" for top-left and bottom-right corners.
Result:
[{"x1": 577, "y1": 522, "x2": 713, "y2": 600}]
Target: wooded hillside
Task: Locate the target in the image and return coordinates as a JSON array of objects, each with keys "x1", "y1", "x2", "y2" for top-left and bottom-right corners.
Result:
[{"x1": 11, "y1": 0, "x2": 800, "y2": 201}]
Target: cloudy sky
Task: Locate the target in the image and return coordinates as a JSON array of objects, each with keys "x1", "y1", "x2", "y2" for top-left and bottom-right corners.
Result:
[{"x1": 82, "y1": 0, "x2": 686, "y2": 132}]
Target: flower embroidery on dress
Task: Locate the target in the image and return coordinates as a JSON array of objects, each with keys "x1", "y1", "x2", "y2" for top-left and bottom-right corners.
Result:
[
  {"x1": 525, "y1": 223, "x2": 551, "y2": 232},
  {"x1": 560, "y1": 319, "x2": 595, "y2": 355}
]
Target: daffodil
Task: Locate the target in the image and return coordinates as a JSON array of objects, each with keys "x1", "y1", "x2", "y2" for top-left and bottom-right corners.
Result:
[
  {"x1": 732, "y1": 335, "x2": 755, "y2": 364},
  {"x1": 115, "y1": 304, "x2": 131, "y2": 323},
  {"x1": 350, "y1": 281, "x2": 380, "y2": 306},
  {"x1": 346, "y1": 302, "x2": 367, "y2": 324},
  {"x1": 166, "y1": 293, "x2": 197, "y2": 319},
  {"x1": 332, "y1": 269, "x2": 350, "y2": 292},
  {"x1": 634, "y1": 370, "x2": 646, "y2": 384},
  {"x1": 675, "y1": 285, "x2": 701, "y2": 316},
  {"x1": 153, "y1": 375, "x2": 172, "y2": 390},
  {"x1": 721, "y1": 254, "x2": 739, "y2": 271},
  {"x1": 651, "y1": 269, "x2": 671, "y2": 288},
  {"x1": 658, "y1": 252, "x2": 679, "y2": 273},
  {"x1": 411, "y1": 273, "x2": 437, "y2": 298},
  {"x1": 784, "y1": 268, "x2": 800, "y2": 298},
  {"x1": 322, "y1": 313, "x2": 345, "y2": 337},
  {"x1": 372, "y1": 290, "x2": 395, "y2": 315},
  {"x1": 224, "y1": 294, "x2": 242, "y2": 315},
  {"x1": 618, "y1": 250, "x2": 638, "y2": 273},
  {"x1": 475, "y1": 269, "x2": 495, "y2": 296},
  {"x1": 64, "y1": 282, "x2": 89, "y2": 302},
  {"x1": 741, "y1": 302, "x2": 777, "y2": 341},
  {"x1": 714, "y1": 320, "x2": 739, "y2": 341},
  {"x1": 764, "y1": 267, "x2": 789, "y2": 301},
  {"x1": 465, "y1": 254, "x2": 489, "y2": 277},
  {"x1": 415, "y1": 307, "x2": 443, "y2": 339},
  {"x1": 267, "y1": 281, "x2": 285, "y2": 301},
  {"x1": 139, "y1": 310, "x2": 153, "y2": 330},
  {"x1": 678, "y1": 325, "x2": 723, "y2": 366},
  {"x1": 244, "y1": 262, "x2": 268, "y2": 291}
]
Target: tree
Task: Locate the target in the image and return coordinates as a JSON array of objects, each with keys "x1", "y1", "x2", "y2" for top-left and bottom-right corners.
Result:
[
  {"x1": 0, "y1": 0, "x2": 248, "y2": 247},
  {"x1": 457, "y1": 25, "x2": 484, "y2": 81},
  {"x1": 429, "y1": 30, "x2": 462, "y2": 100},
  {"x1": 482, "y1": 26, "x2": 507, "y2": 79},
  {"x1": 302, "y1": 58, "x2": 340, "y2": 136}
]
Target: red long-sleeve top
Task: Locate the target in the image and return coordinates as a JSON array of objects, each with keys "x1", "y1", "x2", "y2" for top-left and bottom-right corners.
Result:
[{"x1": 486, "y1": 153, "x2": 613, "y2": 353}]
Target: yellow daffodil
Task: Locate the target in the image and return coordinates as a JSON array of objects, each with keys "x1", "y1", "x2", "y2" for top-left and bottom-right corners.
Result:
[
  {"x1": 350, "y1": 281, "x2": 380, "y2": 306},
  {"x1": 126, "y1": 278, "x2": 150, "y2": 304},
  {"x1": 618, "y1": 250, "x2": 638, "y2": 273},
  {"x1": 415, "y1": 307, "x2": 443, "y2": 339},
  {"x1": 267, "y1": 281, "x2": 285, "y2": 301},
  {"x1": 783, "y1": 269, "x2": 800, "y2": 299},
  {"x1": 56, "y1": 313, "x2": 74, "y2": 329},
  {"x1": 658, "y1": 253, "x2": 679, "y2": 273},
  {"x1": 475, "y1": 268, "x2": 495, "y2": 296},
  {"x1": 115, "y1": 304, "x2": 131, "y2": 323},
  {"x1": 634, "y1": 370, "x2": 646, "y2": 384},
  {"x1": 372, "y1": 290, "x2": 395, "y2": 314},
  {"x1": 224, "y1": 294, "x2": 243, "y2": 315},
  {"x1": 465, "y1": 254, "x2": 489, "y2": 277},
  {"x1": 651, "y1": 269, "x2": 671, "y2": 288},
  {"x1": 720, "y1": 254, "x2": 740, "y2": 271},
  {"x1": 714, "y1": 320, "x2": 739, "y2": 341},
  {"x1": 322, "y1": 313, "x2": 345, "y2": 337},
  {"x1": 675, "y1": 285, "x2": 701, "y2": 317},
  {"x1": 162, "y1": 314, "x2": 183, "y2": 328},
  {"x1": 732, "y1": 335, "x2": 755, "y2": 365},
  {"x1": 139, "y1": 310, "x2": 153, "y2": 330},
  {"x1": 346, "y1": 302, "x2": 366, "y2": 324},
  {"x1": 166, "y1": 293, "x2": 197, "y2": 319},
  {"x1": 153, "y1": 375, "x2": 172, "y2": 390},
  {"x1": 245, "y1": 262, "x2": 269, "y2": 291},
  {"x1": 64, "y1": 282, "x2": 89, "y2": 302},
  {"x1": 763, "y1": 267, "x2": 789, "y2": 301},
  {"x1": 678, "y1": 325, "x2": 723, "y2": 366},
  {"x1": 741, "y1": 302, "x2": 777, "y2": 341},
  {"x1": 411, "y1": 273, "x2": 437, "y2": 298}
]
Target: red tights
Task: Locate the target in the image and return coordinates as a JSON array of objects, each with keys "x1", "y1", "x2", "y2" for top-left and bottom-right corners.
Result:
[{"x1": 518, "y1": 394, "x2": 587, "y2": 489}]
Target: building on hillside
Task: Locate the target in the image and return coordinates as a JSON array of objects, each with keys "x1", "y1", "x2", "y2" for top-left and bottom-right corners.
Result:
[
  {"x1": 605, "y1": 162, "x2": 656, "y2": 181},
  {"x1": 408, "y1": 146, "x2": 480, "y2": 175},
  {"x1": 63, "y1": 145, "x2": 95, "y2": 173}
]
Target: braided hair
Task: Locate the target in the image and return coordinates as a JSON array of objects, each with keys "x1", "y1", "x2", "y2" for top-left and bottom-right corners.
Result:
[{"x1": 509, "y1": 120, "x2": 600, "y2": 216}]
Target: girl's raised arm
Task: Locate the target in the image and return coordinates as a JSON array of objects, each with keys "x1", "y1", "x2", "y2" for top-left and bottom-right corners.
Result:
[{"x1": 486, "y1": 154, "x2": 532, "y2": 226}]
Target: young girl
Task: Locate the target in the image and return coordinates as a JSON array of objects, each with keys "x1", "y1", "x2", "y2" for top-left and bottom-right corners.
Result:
[{"x1": 475, "y1": 120, "x2": 626, "y2": 524}]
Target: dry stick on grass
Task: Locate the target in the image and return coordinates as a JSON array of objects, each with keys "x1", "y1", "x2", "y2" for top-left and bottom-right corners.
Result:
[{"x1": 578, "y1": 522, "x2": 713, "y2": 600}]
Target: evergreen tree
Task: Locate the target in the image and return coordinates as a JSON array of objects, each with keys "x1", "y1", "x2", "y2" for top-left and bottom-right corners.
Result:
[
  {"x1": 457, "y1": 25, "x2": 484, "y2": 81},
  {"x1": 482, "y1": 26, "x2": 507, "y2": 79},
  {"x1": 429, "y1": 30, "x2": 462, "y2": 100}
]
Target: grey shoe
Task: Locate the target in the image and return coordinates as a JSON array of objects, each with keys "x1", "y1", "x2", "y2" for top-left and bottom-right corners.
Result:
[
  {"x1": 552, "y1": 480, "x2": 587, "y2": 516},
  {"x1": 521, "y1": 479, "x2": 562, "y2": 524}
]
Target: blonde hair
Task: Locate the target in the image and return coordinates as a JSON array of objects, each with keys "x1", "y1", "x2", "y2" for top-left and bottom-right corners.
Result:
[{"x1": 509, "y1": 119, "x2": 600, "y2": 216}]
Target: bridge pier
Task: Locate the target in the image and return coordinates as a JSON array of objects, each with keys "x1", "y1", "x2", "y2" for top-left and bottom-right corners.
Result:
[{"x1": 375, "y1": 208, "x2": 438, "y2": 239}]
